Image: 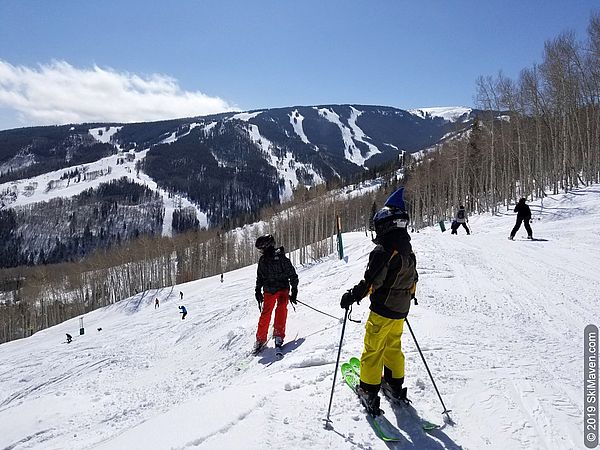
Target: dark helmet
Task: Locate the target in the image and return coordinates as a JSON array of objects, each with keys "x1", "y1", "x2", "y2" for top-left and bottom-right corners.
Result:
[
  {"x1": 255, "y1": 234, "x2": 275, "y2": 250},
  {"x1": 372, "y1": 207, "x2": 409, "y2": 236}
]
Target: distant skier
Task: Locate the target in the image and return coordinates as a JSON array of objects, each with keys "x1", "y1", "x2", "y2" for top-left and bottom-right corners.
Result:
[
  {"x1": 509, "y1": 198, "x2": 533, "y2": 240},
  {"x1": 340, "y1": 195, "x2": 418, "y2": 416},
  {"x1": 253, "y1": 234, "x2": 298, "y2": 354},
  {"x1": 66, "y1": 333, "x2": 72, "y2": 343},
  {"x1": 155, "y1": 298, "x2": 160, "y2": 309},
  {"x1": 180, "y1": 291, "x2": 184, "y2": 300},
  {"x1": 220, "y1": 273, "x2": 223, "y2": 283},
  {"x1": 451, "y1": 205, "x2": 470, "y2": 235},
  {"x1": 179, "y1": 305, "x2": 187, "y2": 320}
]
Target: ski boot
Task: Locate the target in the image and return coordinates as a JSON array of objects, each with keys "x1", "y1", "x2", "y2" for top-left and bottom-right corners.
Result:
[
  {"x1": 508, "y1": 235, "x2": 514, "y2": 241},
  {"x1": 381, "y1": 379, "x2": 410, "y2": 405},
  {"x1": 252, "y1": 340, "x2": 266, "y2": 355},
  {"x1": 274, "y1": 336, "x2": 284, "y2": 357},
  {"x1": 527, "y1": 235, "x2": 533, "y2": 240},
  {"x1": 356, "y1": 386, "x2": 382, "y2": 416}
]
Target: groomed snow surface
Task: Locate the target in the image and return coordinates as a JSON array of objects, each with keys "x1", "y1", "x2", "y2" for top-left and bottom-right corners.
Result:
[{"x1": 1, "y1": 186, "x2": 599, "y2": 449}]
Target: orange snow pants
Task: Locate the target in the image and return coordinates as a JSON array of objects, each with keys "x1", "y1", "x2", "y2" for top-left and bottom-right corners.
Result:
[{"x1": 256, "y1": 289, "x2": 289, "y2": 343}]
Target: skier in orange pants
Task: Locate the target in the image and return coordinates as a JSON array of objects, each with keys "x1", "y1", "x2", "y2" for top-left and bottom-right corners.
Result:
[{"x1": 253, "y1": 234, "x2": 298, "y2": 354}]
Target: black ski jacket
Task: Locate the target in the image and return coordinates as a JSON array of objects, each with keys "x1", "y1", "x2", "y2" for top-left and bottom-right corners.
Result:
[
  {"x1": 256, "y1": 247, "x2": 299, "y2": 294},
  {"x1": 455, "y1": 208, "x2": 467, "y2": 224},
  {"x1": 514, "y1": 201, "x2": 532, "y2": 220},
  {"x1": 351, "y1": 229, "x2": 418, "y2": 320}
]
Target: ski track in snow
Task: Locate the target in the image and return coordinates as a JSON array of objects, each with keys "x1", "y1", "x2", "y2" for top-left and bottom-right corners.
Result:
[{"x1": 1, "y1": 186, "x2": 599, "y2": 449}]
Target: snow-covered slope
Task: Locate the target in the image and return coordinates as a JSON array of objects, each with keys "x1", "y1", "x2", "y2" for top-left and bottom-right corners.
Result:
[
  {"x1": 409, "y1": 107, "x2": 472, "y2": 122},
  {"x1": 0, "y1": 146, "x2": 208, "y2": 234},
  {"x1": 1, "y1": 186, "x2": 598, "y2": 450}
]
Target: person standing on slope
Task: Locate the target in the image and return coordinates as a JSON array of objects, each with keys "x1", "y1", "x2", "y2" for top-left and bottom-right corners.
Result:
[
  {"x1": 451, "y1": 205, "x2": 470, "y2": 235},
  {"x1": 253, "y1": 234, "x2": 299, "y2": 354},
  {"x1": 178, "y1": 305, "x2": 187, "y2": 320},
  {"x1": 340, "y1": 198, "x2": 418, "y2": 416},
  {"x1": 509, "y1": 198, "x2": 533, "y2": 240}
]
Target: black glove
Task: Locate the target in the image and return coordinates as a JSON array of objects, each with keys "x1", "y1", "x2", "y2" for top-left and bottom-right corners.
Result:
[
  {"x1": 255, "y1": 290, "x2": 263, "y2": 306},
  {"x1": 351, "y1": 280, "x2": 368, "y2": 300},
  {"x1": 340, "y1": 290, "x2": 355, "y2": 309},
  {"x1": 290, "y1": 286, "x2": 298, "y2": 305}
]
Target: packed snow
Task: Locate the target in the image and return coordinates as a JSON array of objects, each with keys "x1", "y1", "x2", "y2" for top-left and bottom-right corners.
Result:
[{"x1": 1, "y1": 185, "x2": 598, "y2": 449}]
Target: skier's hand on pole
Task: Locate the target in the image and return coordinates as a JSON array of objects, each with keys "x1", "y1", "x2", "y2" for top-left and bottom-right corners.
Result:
[
  {"x1": 255, "y1": 290, "x2": 263, "y2": 312},
  {"x1": 289, "y1": 286, "x2": 298, "y2": 305},
  {"x1": 340, "y1": 291, "x2": 355, "y2": 309}
]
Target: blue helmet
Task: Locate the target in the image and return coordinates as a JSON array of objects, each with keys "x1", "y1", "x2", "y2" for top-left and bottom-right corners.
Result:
[{"x1": 372, "y1": 207, "x2": 409, "y2": 236}]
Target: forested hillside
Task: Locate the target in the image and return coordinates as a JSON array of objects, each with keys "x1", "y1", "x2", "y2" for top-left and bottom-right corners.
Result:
[
  {"x1": 0, "y1": 178, "x2": 163, "y2": 267},
  {"x1": 142, "y1": 122, "x2": 281, "y2": 227}
]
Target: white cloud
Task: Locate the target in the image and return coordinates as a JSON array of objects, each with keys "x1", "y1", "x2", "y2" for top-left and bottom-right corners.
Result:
[{"x1": 0, "y1": 60, "x2": 238, "y2": 126}]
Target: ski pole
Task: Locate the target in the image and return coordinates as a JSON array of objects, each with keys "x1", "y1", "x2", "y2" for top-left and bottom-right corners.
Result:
[
  {"x1": 296, "y1": 299, "x2": 341, "y2": 321},
  {"x1": 323, "y1": 307, "x2": 349, "y2": 428},
  {"x1": 405, "y1": 318, "x2": 453, "y2": 424}
]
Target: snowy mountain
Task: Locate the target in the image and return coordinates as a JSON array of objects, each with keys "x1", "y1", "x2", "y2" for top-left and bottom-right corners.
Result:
[
  {"x1": 1, "y1": 184, "x2": 596, "y2": 450},
  {"x1": 0, "y1": 105, "x2": 478, "y2": 213},
  {"x1": 0, "y1": 104, "x2": 479, "y2": 267}
]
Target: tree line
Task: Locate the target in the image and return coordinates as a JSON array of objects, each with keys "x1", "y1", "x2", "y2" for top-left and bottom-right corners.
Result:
[{"x1": 405, "y1": 13, "x2": 600, "y2": 225}]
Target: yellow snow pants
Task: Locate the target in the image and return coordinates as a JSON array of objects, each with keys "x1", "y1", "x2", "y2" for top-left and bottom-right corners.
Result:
[{"x1": 360, "y1": 311, "x2": 405, "y2": 386}]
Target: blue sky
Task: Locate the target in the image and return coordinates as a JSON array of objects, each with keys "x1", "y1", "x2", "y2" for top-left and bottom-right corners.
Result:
[{"x1": 0, "y1": 1, "x2": 597, "y2": 130}]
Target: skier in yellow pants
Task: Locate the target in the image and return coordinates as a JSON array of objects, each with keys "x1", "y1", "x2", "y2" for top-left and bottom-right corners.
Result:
[
  {"x1": 360, "y1": 313, "x2": 405, "y2": 387},
  {"x1": 341, "y1": 201, "x2": 418, "y2": 416}
]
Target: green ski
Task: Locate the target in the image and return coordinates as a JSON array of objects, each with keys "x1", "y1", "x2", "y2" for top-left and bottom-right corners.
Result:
[
  {"x1": 347, "y1": 357, "x2": 440, "y2": 432},
  {"x1": 341, "y1": 362, "x2": 405, "y2": 442}
]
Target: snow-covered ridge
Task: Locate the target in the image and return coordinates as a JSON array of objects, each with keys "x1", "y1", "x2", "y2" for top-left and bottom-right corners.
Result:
[
  {"x1": 89, "y1": 126, "x2": 122, "y2": 143},
  {"x1": 230, "y1": 111, "x2": 264, "y2": 122},
  {"x1": 409, "y1": 106, "x2": 472, "y2": 122}
]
